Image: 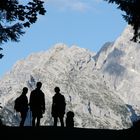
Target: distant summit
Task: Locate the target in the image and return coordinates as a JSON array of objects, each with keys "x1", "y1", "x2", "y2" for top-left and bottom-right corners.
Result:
[{"x1": 94, "y1": 25, "x2": 140, "y2": 119}]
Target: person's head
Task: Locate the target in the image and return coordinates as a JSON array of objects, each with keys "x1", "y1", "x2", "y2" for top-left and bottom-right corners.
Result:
[
  {"x1": 67, "y1": 111, "x2": 74, "y2": 118},
  {"x1": 22, "y1": 87, "x2": 28, "y2": 95},
  {"x1": 36, "y1": 82, "x2": 42, "y2": 89},
  {"x1": 54, "y1": 87, "x2": 60, "y2": 93}
]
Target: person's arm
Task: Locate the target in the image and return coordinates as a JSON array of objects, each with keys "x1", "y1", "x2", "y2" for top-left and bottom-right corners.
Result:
[
  {"x1": 63, "y1": 96, "x2": 66, "y2": 114},
  {"x1": 63, "y1": 96, "x2": 66, "y2": 106},
  {"x1": 42, "y1": 92, "x2": 45, "y2": 113},
  {"x1": 51, "y1": 96, "x2": 55, "y2": 116},
  {"x1": 29, "y1": 91, "x2": 33, "y2": 110}
]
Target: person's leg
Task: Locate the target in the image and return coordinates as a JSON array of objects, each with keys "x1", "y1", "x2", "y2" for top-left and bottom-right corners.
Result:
[
  {"x1": 53, "y1": 116, "x2": 58, "y2": 127},
  {"x1": 20, "y1": 111, "x2": 27, "y2": 127},
  {"x1": 32, "y1": 112, "x2": 36, "y2": 127},
  {"x1": 36, "y1": 117, "x2": 41, "y2": 127},
  {"x1": 59, "y1": 116, "x2": 64, "y2": 127}
]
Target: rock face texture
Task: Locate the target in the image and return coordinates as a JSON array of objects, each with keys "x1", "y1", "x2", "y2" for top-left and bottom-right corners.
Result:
[{"x1": 94, "y1": 26, "x2": 140, "y2": 119}]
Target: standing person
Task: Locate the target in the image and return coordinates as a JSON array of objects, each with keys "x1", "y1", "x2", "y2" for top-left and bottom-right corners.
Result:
[
  {"x1": 14, "y1": 87, "x2": 28, "y2": 127},
  {"x1": 29, "y1": 82, "x2": 45, "y2": 127},
  {"x1": 51, "y1": 87, "x2": 66, "y2": 127},
  {"x1": 0, "y1": 103, "x2": 3, "y2": 126}
]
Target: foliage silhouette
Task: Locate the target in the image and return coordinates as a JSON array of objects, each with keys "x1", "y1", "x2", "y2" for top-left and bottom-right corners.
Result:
[
  {"x1": 104, "y1": 0, "x2": 140, "y2": 43},
  {"x1": 0, "y1": 0, "x2": 46, "y2": 58}
]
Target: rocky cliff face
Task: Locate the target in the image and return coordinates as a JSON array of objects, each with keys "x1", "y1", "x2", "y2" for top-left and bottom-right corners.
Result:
[
  {"x1": 94, "y1": 25, "x2": 140, "y2": 121},
  {"x1": 0, "y1": 43, "x2": 132, "y2": 129}
]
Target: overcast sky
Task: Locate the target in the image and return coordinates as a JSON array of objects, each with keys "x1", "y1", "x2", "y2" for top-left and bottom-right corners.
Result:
[{"x1": 0, "y1": 0, "x2": 127, "y2": 77}]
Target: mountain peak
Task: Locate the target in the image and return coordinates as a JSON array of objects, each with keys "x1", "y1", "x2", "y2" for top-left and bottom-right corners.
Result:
[
  {"x1": 52, "y1": 43, "x2": 68, "y2": 52},
  {"x1": 2, "y1": 25, "x2": 140, "y2": 128},
  {"x1": 0, "y1": 42, "x2": 132, "y2": 129},
  {"x1": 95, "y1": 25, "x2": 140, "y2": 119}
]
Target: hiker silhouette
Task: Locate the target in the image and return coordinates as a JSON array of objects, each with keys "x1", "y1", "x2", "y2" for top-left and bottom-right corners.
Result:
[
  {"x1": 51, "y1": 87, "x2": 66, "y2": 127},
  {"x1": 66, "y1": 111, "x2": 74, "y2": 128},
  {"x1": 0, "y1": 103, "x2": 3, "y2": 126},
  {"x1": 29, "y1": 82, "x2": 45, "y2": 127},
  {"x1": 14, "y1": 87, "x2": 28, "y2": 127}
]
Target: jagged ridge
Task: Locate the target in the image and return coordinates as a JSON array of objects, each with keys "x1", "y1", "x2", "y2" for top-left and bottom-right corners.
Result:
[{"x1": 0, "y1": 43, "x2": 132, "y2": 129}]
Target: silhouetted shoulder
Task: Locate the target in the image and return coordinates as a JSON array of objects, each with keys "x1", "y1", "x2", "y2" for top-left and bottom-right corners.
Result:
[{"x1": 30, "y1": 89, "x2": 36, "y2": 96}]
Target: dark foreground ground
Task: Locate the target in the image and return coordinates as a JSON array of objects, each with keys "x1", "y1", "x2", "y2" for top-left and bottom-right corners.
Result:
[{"x1": 0, "y1": 123, "x2": 140, "y2": 140}]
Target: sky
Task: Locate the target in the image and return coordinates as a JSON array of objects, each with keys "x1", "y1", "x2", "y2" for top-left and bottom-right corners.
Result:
[{"x1": 0, "y1": 0, "x2": 127, "y2": 77}]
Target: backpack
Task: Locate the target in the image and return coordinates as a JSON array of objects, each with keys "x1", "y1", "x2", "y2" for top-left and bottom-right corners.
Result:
[{"x1": 14, "y1": 96, "x2": 23, "y2": 112}]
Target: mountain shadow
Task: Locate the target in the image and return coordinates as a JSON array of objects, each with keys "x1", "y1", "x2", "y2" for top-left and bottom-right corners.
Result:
[{"x1": 126, "y1": 104, "x2": 140, "y2": 123}]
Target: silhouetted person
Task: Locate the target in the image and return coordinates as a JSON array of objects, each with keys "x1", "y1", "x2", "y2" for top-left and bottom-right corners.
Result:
[
  {"x1": 0, "y1": 119, "x2": 2, "y2": 126},
  {"x1": 51, "y1": 87, "x2": 66, "y2": 127},
  {"x1": 29, "y1": 82, "x2": 45, "y2": 127},
  {"x1": 0, "y1": 103, "x2": 2, "y2": 109},
  {"x1": 14, "y1": 87, "x2": 28, "y2": 127},
  {"x1": 66, "y1": 111, "x2": 74, "y2": 128},
  {"x1": 0, "y1": 104, "x2": 3, "y2": 126}
]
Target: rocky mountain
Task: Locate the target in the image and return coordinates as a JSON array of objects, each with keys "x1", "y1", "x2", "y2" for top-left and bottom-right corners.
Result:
[
  {"x1": 94, "y1": 25, "x2": 140, "y2": 121},
  {"x1": 0, "y1": 43, "x2": 132, "y2": 129}
]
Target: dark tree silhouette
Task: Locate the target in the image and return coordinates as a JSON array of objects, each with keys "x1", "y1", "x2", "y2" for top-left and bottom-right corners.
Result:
[
  {"x1": 104, "y1": 0, "x2": 140, "y2": 43},
  {"x1": 0, "y1": 48, "x2": 3, "y2": 59},
  {"x1": 0, "y1": 0, "x2": 46, "y2": 58}
]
